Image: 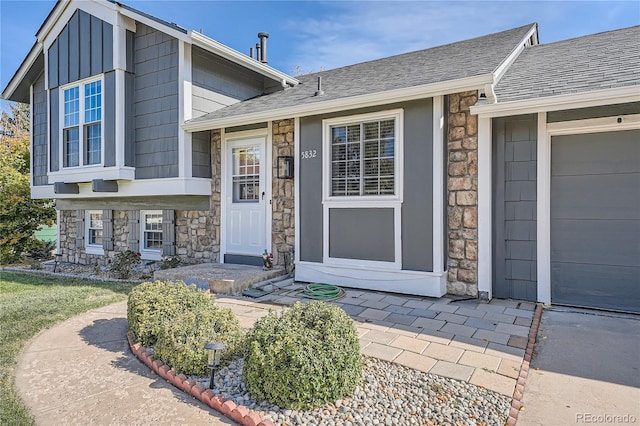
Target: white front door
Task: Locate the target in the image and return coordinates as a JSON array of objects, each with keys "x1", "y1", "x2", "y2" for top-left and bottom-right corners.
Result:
[{"x1": 225, "y1": 137, "x2": 267, "y2": 256}]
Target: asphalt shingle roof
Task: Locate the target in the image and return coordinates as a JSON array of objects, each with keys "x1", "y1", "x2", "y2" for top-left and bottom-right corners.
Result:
[
  {"x1": 187, "y1": 23, "x2": 536, "y2": 123},
  {"x1": 495, "y1": 25, "x2": 640, "y2": 102}
]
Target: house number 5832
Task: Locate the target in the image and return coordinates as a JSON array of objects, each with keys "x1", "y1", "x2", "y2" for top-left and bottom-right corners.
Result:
[{"x1": 301, "y1": 150, "x2": 317, "y2": 159}]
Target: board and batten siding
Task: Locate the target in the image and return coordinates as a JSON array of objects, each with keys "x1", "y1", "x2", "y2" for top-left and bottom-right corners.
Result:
[
  {"x1": 492, "y1": 114, "x2": 538, "y2": 301},
  {"x1": 298, "y1": 99, "x2": 434, "y2": 272},
  {"x1": 191, "y1": 46, "x2": 264, "y2": 119},
  {"x1": 133, "y1": 23, "x2": 179, "y2": 179},
  {"x1": 47, "y1": 10, "x2": 113, "y2": 89},
  {"x1": 32, "y1": 72, "x2": 48, "y2": 186}
]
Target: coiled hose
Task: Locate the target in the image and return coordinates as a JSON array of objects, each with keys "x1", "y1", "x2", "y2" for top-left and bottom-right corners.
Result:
[{"x1": 303, "y1": 283, "x2": 345, "y2": 301}]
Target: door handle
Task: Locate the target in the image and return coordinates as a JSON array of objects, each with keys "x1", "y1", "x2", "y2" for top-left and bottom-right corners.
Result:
[{"x1": 262, "y1": 191, "x2": 265, "y2": 200}]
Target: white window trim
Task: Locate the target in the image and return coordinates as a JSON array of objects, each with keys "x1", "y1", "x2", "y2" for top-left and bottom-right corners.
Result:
[
  {"x1": 140, "y1": 210, "x2": 162, "y2": 261},
  {"x1": 320, "y1": 109, "x2": 404, "y2": 269},
  {"x1": 85, "y1": 210, "x2": 104, "y2": 255},
  {"x1": 322, "y1": 109, "x2": 404, "y2": 203},
  {"x1": 58, "y1": 75, "x2": 105, "y2": 170}
]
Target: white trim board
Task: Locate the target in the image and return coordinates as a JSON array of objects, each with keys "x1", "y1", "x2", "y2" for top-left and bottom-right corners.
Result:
[
  {"x1": 432, "y1": 96, "x2": 445, "y2": 275},
  {"x1": 296, "y1": 261, "x2": 447, "y2": 297},
  {"x1": 33, "y1": 177, "x2": 211, "y2": 199},
  {"x1": 182, "y1": 74, "x2": 492, "y2": 132},
  {"x1": 536, "y1": 113, "x2": 640, "y2": 306},
  {"x1": 472, "y1": 87, "x2": 640, "y2": 118},
  {"x1": 476, "y1": 116, "x2": 493, "y2": 299}
]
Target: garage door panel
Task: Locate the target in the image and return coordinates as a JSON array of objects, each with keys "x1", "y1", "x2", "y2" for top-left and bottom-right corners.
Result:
[
  {"x1": 551, "y1": 129, "x2": 640, "y2": 312},
  {"x1": 551, "y1": 219, "x2": 640, "y2": 266},
  {"x1": 551, "y1": 263, "x2": 640, "y2": 313},
  {"x1": 551, "y1": 173, "x2": 640, "y2": 220},
  {"x1": 552, "y1": 130, "x2": 640, "y2": 176}
]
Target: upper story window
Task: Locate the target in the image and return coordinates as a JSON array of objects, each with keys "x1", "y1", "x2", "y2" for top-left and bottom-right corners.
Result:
[
  {"x1": 324, "y1": 110, "x2": 403, "y2": 200},
  {"x1": 62, "y1": 78, "x2": 102, "y2": 168}
]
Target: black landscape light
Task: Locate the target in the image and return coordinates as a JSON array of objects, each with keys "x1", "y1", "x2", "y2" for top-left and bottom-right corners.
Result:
[{"x1": 204, "y1": 342, "x2": 226, "y2": 389}]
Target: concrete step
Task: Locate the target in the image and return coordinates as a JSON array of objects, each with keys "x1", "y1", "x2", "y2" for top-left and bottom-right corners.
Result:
[{"x1": 153, "y1": 263, "x2": 286, "y2": 294}]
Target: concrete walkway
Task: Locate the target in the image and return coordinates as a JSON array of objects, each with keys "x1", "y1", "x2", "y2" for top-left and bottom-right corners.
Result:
[
  {"x1": 15, "y1": 301, "x2": 234, "y2": 425},
  {"x1": 517, "y1": 309, "x2": 640, "y2": 426}
]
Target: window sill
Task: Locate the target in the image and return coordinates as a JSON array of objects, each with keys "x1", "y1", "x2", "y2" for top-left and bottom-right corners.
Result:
[
  {"x1": 48, "y1": 166, "x2": 135, "y2": 184},
  {"x1": 140, "y1": 250, "x2": 162, "y2": 261},
  {"x1": 85, "y1": 246, "x2": 104, "y2": 256}
]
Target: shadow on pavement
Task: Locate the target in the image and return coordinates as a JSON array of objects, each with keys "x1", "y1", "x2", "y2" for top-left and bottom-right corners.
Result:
[{"x1": 532, "y1": 309, "x2": 640, "y2": 388}]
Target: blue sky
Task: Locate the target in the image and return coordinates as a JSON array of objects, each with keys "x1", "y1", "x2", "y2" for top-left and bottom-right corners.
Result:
[{"x1": 1, "y1": 0, "x2": 639, "y2": 111}]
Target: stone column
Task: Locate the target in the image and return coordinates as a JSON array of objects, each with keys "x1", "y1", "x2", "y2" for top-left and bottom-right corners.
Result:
[
  {"x1": 447, "y1": 91, "x2": 479, "y2": 296},
  {"x1": 271, "y1": 119, "x2": 295, "y2": 266}
]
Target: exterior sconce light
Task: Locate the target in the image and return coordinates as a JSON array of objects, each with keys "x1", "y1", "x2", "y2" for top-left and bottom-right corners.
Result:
[
  {"x1": 277, "y1": 156, "x2": 294, "y2": 179},
  {"x1": 204, "y1": 342, "x2": 226, "y2": 389}
]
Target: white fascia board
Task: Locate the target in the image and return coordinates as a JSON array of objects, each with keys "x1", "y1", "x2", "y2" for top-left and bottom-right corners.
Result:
[
  {"x1": 183, "y1": 74, "x2": 493, "y2": 132},
  {"x1": 41, "y1": 0, "x2": 120, "y2": 50},
  {"x1": 33, "y1": 177, "x2": 211, "y2": 200},
  {"x1": 471, "y1": 86, "x2": 640, "y2": 118},
  {"x1": 1, "y1": 43, "x2": 43, "y2": 101},
  {"x1": 189, "y1": 31, "x2": 299, "y2": 87},
  {"x1": 492, "y1": 24, "x2": 538, "y2": 85},
  {"x1": 116, "y1": 6, "x2": 190, "y2": 42}
]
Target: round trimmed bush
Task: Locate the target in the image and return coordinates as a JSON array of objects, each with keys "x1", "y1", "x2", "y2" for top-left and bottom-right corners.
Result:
[
  {"x1": 127, "y1": 280, "x2": 243, "y2": 375},
  {"x1": 154, "y1": 303, "x2": 243, "y2": 375},
  {"x1": 243, "y1": 301, "x2": 362, "y2": 409}
]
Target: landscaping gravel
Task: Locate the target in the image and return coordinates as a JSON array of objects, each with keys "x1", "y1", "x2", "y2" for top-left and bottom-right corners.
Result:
[{"x1": 193, "y1": 356, "x2": 511, "y2": 426}]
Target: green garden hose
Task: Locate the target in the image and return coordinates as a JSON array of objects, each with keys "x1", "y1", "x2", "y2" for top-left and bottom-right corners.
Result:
[{"x1": 303, "y1": 283, "x2": 345, "y2": 301}]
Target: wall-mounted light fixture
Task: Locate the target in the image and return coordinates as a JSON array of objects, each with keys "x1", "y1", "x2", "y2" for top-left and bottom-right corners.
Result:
[{"x1": 277, "y1": 156, "x2": 294, "y2": 179}]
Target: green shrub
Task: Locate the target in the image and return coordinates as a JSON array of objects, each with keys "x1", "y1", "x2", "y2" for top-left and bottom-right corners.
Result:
[
  {"x1": 243, "y1": 301, "x2": 362, "y2": 410},
  {"x1": 159, "y1": 255, "x2": 181, "y2": 270},
  {"x1": 111, "y1": 250, "x2": 141, "y2": 279},
  {"x1": 127, "y1": 280, "x2": 243, "y2": 375},
  {"x1": 154, "y1": 304, "x2": 243, "y2": 376}
]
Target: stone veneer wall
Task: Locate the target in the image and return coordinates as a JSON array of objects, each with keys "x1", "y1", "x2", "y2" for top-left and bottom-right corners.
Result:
[
  {"x1": 447, "y1": 91, "x2": 479, "y2": 296},
  {"x1": 59, "y1": 207, "x2": 218, "y2": 265},
  {"x1": 271, "y1": 119, "x2": 295, "y2": 266}
]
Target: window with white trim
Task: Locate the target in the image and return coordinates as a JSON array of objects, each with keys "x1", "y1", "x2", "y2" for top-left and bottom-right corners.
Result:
[
  {"x1": 328, "y1": 113, "x2": 400, "y2": 197},
  {"x1": 61, "y1": 78, "x2": 102, "y2": 168},
  {"x1": 85, "y1": 210, "x2": 104, "y2": 255},
  {"x1": 140, "y1": 211, "x2": 162, "y2": 258}
]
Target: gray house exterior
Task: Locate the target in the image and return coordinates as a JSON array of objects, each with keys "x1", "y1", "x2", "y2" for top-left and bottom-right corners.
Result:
[{"x1": 3, "y1": 0, "x2": 639, "y2": 312}]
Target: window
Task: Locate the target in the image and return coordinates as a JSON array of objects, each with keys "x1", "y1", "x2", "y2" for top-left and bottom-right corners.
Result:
[
  {"x1": 61, "y1": 78, "x2": 102, "y2": 168},
  {"x1": 85, "y1": 210, "x2": 104, "y2": 255},
  {"x1": 232, "y1": 146, "x2": 260, "y2": 202},
  {"x1": 141, "y1": 211, "x2": 162, "y2": 259},
  {"x1": 328, "y1": 113, "x2": 400, "y2": 197}
]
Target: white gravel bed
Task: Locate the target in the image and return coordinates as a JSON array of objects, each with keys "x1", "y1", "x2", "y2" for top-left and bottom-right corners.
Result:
[{"x1": 192, "y1": 356, "x2": 511, "y2": 426}]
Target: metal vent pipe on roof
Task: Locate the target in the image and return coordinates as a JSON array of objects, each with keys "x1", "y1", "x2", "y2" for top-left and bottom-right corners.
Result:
[
  {"x1": 255, "y1": 43, "x2": 261, "y2": 61},
  {"x1": 314, "y1": 76, "x2": 324, "y2": 96},
  {"x1": 249, "y1": 47, "x2": 254, "y2": 59},
  {"x1": 258, "y1": 32, "x2": 269, "y2": 63}
]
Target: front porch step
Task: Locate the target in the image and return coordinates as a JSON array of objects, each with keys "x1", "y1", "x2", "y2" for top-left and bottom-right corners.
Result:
[{"x1": 153, "y1": 263, "x2": 286, "y2": 294}]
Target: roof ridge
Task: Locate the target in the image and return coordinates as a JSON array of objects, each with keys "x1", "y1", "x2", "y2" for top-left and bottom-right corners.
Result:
[
  {"x1": 532, "y1": 24, "x2": 640, "y2": 49},
  {"x1": 296, "y1": 23, "x2": 537, "y2": 79}
]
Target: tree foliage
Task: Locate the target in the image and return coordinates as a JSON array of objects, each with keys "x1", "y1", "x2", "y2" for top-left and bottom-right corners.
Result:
[{"x1": 0, "y1": 103, "x2": 56, "y2": 264}]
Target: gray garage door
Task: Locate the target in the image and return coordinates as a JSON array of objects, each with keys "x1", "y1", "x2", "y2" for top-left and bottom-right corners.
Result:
[{"x1": 551, "y1": 129, "x2": 640, "y2": 313}]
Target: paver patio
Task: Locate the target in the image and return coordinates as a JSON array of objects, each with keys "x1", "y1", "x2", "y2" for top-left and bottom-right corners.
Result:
[{"x1": 216, "y1": 282, "x2": 537, "y2": 396}]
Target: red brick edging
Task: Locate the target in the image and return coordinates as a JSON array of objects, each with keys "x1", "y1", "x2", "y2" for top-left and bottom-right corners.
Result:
[
  {"x1": 127, "y1": 334, "x2": 272, "y2": 426},
  {"x1": 506, "y1": 304, "x2": 543, "y2": 426}
]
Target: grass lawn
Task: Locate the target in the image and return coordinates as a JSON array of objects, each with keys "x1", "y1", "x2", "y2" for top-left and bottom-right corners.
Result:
[{"x1": 0, "y1": 271, "x2": 137, "y2": 425}]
